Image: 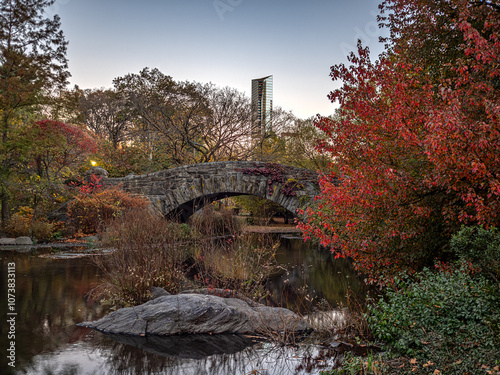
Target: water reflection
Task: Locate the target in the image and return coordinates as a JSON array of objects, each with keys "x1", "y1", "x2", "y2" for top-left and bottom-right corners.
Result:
[
  {"x1": 270, "y1": 237, "x2": 362, "y2": 313},
  {"x1": 103, "y1": 333, "x2": 257, "y2": 358},
  {"x1": 0, "y1": 250, "x2": 106, "y2": 374},
  {"x1": 1, "y1": 238, "x2": 360, "y2": 375},
  {"x1": 20, "y1": 334, "x2": 340, "y2": 375}
]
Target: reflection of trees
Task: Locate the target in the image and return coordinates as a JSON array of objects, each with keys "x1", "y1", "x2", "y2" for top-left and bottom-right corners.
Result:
[
  {"x1": 0, "y1": 239, "x2": 358, "y2": 374},
  {"x1": 90, "y1": 332, "x2": 340, "y2": 375},
  {"x1": 0, "y1": 252, "x2": 106, "y2": 373},
  {"x1": 269, "y1": 239, "x2": 365, "y2": 313}
]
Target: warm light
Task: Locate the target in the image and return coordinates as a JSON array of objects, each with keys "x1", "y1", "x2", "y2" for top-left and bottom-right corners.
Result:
[{"x1": 90, "y1": 160, "x2": 97, "y2": 166}]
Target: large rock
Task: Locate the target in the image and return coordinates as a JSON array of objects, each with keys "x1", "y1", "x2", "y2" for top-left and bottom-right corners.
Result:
[{"x1": 78, "y1": 293, "x2": 312, "y2": 336}]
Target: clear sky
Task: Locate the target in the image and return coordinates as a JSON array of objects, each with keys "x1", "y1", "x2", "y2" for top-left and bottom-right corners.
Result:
[{"x1": 50, "y1": 0, "x2": 386, "y2": 119}]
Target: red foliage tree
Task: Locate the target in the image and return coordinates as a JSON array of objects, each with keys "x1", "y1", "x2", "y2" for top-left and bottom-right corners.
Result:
[
  {"x1": 28, "y1": 120, "x2": 97, "y2": 182},
  {"x1": 299, "y1": 0, "x2": 500, "y2": 283},
  {"x1": 17, "y1": 120, "x2": 97, "y2": 221}
]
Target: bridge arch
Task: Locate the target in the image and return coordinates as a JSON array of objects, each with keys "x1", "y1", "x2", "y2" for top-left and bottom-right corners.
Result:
[{"x1": 102, "y1": 161, "x2": 320, "y2": 222}]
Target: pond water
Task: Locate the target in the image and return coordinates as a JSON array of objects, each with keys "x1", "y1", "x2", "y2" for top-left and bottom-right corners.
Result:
[{"x1": 0, "y1": 236, "x2": 363, "y2": 375}]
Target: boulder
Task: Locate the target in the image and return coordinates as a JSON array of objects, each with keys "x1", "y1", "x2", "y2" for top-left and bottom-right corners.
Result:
[{"x1": 79, "y1": 293, "x2": 312, "y2": 336}]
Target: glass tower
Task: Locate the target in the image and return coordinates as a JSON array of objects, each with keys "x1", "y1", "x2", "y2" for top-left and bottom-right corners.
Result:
[{"x1": 251, "y1": 75, "x2": 273, "y2": 136}]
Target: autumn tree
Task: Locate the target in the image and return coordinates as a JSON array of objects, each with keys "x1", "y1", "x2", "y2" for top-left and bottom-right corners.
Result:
[
  {"x1": 251, "y1": 106, "x2": 296, "y2": 163},
  {"x1": 193, "y1": 84, "x2": 254, "y2": 162},
  {"x1": 77, "y1": 88, "x2": 133, "y2": 148},
  {"x1": 113, "y1": 68, "x2": 210, "y2": 167},
  {"x1": 279, "y1": 116, "x2": 332, "y2": 171},
  {"x1": 11, "y1": 120, "x2": 96, "y2": 236},
  {"x1": 299, "y1": 0, "x2": 500, "y2": 283},
  {"x1": 113, "y1": 68, "x2": 285, "y2": 167},
  {"x1": 0, "y1": 0, "x2": 69, "y2": 225}
]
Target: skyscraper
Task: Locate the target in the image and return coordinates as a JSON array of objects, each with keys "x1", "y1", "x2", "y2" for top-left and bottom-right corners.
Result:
[{"x1": 251, "y1": 75, "x2": 273, "y2": 136}]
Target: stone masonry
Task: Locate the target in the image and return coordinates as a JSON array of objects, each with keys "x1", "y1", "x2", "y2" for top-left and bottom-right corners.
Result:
[{"x1": 101, "y1": 161, "x2": 322, "y2": 222}]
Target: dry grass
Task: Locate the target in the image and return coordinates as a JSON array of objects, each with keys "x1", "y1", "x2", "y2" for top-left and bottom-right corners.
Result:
[
  {"x1": 90, "y1": 205, "x2": 281, "y2": 308},
  {"x1": 188, "y1": 210, "x2": 280, "y2": 302}
]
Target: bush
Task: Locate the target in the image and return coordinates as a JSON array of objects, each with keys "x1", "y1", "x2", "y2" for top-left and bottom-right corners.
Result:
[
  {"x1": 189, "y1": 205, "x2": 242, "y2": 237},
  {"x1": 5, "y1": 207, "x2": 55, "y2": 242},
  {"x1": 450, "y1": 226, "x2": 500, "y2": 284},
  {"x1": 92, "y1": 207, "x2": 189, "y2": 307},
  {"x1": 67, "y1": 186, "x2": 149, "y2": 234},
  {"x1": 91, "y1": 205, "x2": 280, "y2": 308},
  {"x1": 190, "y1": 232, "x2": 279, "y2": 301},
  {"x1": 368, "y1": 268, "x2": 500, "y2": 374}
]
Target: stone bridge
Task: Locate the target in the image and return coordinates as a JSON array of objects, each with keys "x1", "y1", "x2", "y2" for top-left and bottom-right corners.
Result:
[{"x1": 97, "y1": 161, "x2": 320, "y2": 222}]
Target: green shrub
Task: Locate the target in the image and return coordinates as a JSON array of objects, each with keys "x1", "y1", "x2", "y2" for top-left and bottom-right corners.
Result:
[
  {"x1": 450, "y1": 226, "x2": 500, "y2": 283},
  {"x1": 368, "y1": 268, "x2": 500, "y2": 374},
  {"x1": 321, "y1": 351, "x2": 385, "y2": 375}
]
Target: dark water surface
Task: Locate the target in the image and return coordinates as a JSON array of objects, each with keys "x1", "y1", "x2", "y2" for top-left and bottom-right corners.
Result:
[{"x1": 0, "y1": 237, "x2": 363, "y2": 375}]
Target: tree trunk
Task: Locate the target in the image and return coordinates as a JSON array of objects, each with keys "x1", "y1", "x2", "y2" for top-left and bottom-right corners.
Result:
[{"x1": 1, "y1": 186, "x2": 9, "y2": 228}]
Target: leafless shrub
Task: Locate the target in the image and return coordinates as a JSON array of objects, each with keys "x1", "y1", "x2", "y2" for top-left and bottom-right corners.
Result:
[
  {"x1": 189, "y1": 205, "x2": 243, "y2": 237},
  {"x1": 90, "y1": 205, "x2": 280, "y2": 308},
  {"x1": 189, "y1": 229, "x2": 280, "y2": 302},
  {"x1": 90, "y1": 207, "x2": 190, "y2": 307}
]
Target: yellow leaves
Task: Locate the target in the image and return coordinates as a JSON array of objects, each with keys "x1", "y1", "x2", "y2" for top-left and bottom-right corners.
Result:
[
  {"x1": 423, "y1": 361, "x2": 434, "y2": 368},
  {"x1": 410, "y1": 358, "x2": 418, "y2": 364}
]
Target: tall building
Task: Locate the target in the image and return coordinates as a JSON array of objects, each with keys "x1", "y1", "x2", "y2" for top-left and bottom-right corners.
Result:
[{"x1": 251, "y1": 75, "x2": 273, "y2": 136}]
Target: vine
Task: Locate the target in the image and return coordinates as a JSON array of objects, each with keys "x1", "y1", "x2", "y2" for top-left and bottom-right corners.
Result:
[{"x1": 241, "y1": 164, "x2": 303, "y2": 197}]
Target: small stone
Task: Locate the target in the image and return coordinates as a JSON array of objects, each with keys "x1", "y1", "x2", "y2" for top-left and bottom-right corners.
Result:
[
  {"x1": 15, "y1": 237, "x2": 33, "y2": 245},
  {"x1": 0, "y1": 238, "x2": 16, "y2": 245}
]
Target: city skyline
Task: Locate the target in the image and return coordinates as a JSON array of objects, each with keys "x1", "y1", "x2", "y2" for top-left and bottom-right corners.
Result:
[{"x1": 51, "y1": 0, "x2": 386, "y2": 119}]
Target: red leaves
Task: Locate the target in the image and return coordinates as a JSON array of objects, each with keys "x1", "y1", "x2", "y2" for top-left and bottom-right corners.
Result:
[
  {"x1": 300, "y1": 0, "x2": 500, "y2": 284},
  {"x1": 69, "y1": 174, "x2": 103, "y2": 195},
  {"x1": 35, "y1": 120, "x2": 97, "y2": 153}
]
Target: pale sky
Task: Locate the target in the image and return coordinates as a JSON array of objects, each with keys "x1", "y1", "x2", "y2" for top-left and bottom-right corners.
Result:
[{"x1": 50, "y1": 0, "x2": 386, "y2": 119}]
